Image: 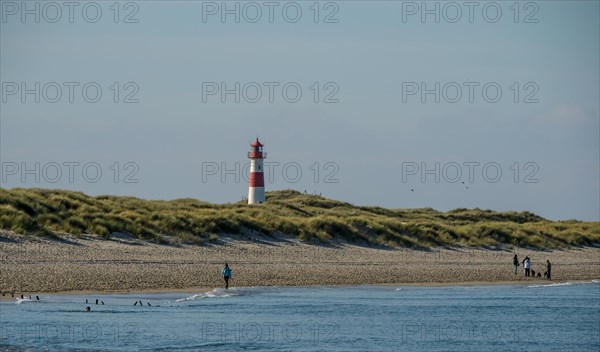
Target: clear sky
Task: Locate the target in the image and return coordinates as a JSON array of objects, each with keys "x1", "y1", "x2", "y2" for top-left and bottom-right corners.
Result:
[{"x1": 1, "y1": 1, "x2": 598, "y2": 220}]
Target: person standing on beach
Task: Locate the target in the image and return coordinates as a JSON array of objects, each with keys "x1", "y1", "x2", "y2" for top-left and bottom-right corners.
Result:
[
  {"x1": 523, "y1": 256, "x2": 531, "y2": 277},
  {"x1": 546, "y1": 260, "x2": 552, "y2": 280},
  {"x1": 221, "y1": 263, "x2": 232, "y2": 289},
  {"x1": 513, "y1": 254, "x2": 519, "y2": 274}
]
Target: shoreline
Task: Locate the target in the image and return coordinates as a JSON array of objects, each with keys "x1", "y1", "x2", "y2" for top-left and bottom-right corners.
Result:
[
  {"x1": 2, "y1": 279, "x2": 599, "y2": 301},
  {"x1": 2, "y1": 233, "x2": 600, "y2": 298}
]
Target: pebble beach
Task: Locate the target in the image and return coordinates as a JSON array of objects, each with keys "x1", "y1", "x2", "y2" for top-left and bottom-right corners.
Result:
[{"x1": 1, "y1": 232, "x2": 599, "y2": 297}]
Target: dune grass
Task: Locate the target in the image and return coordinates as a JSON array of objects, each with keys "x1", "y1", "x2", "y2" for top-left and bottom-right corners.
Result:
[{"x1": 0, "y1": 188, "x2": 598, "y2": 248}]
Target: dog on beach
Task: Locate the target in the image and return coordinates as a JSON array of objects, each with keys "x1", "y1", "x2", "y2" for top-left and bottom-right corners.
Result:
[
  {"x1": 544, "y1": 271, "x2": 548, "y2": 278},
  {"x1": 531, "y1": 269, "x2": 536, "y2": 277},
  {"x1": 536, "y1": 272, "x2": 541, "y2": 278}
]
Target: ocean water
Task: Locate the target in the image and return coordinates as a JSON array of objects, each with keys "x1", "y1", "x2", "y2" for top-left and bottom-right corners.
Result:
[{"x1": 1, "y1": 281, "x2": 599, "y2": 351}]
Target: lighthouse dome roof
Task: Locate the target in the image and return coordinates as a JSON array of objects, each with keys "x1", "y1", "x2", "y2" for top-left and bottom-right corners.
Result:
[{"x1": 251, "y1": 138, "x2": 263, "y2": 147}]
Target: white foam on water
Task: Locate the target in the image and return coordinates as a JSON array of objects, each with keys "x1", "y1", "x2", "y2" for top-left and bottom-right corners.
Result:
[
  {"x1": 528, "y1": 280, "x2": 600, "y2": 288},
  {"x1": 15, "y1": 298, "x2": 34, "y2": 305},
  {"x1": 175, "y1": 287, "x2": 241, "y2": 302},
  {"x1": 528, "y1": 282, "x2": 573, "y2": 288},
  {"x1": 394, "y1": 288, "x2": 402, "y2": 291},
  {"x1": 172, "y1": 286, "x2": 280, "y2": 303}
]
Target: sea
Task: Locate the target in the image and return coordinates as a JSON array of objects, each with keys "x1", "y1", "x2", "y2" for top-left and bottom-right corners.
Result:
[{"x1": 1, "y1": 281, "x2": 599, "y2": 351}]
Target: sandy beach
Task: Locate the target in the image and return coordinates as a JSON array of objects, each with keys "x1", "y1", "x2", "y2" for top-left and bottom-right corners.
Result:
[{"x1": 1, "y1": 231, "x2": 599, "y2": 297}]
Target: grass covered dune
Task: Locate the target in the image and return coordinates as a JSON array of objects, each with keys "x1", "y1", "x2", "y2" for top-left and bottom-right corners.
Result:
[{"x1": 0, "y1": 188, "x2": 598, "y2": 248}]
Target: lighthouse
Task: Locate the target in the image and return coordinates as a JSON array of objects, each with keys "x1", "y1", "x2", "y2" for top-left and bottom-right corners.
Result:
[{"x1": 247, "y1": 138, "x2": 266, "y2": 204}]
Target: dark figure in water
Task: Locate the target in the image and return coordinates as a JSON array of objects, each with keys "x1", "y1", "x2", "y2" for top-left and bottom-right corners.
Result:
[
  {"x1": 546, "y1": 260, "x2": 552, "y2": 280},
  {"x1": 513, "y1": 254, "x2": 519, "y2": 274},
  {"x1": 85, "y1": 307, "x2": 91, "y2": 312},
  {"x1": 221, "y1": 263, "x2": 232, "y2": 289}
]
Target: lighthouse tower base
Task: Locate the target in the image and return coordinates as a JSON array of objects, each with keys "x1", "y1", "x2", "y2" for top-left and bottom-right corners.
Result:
[{"x1": 248, "y1": 187, "x2": 265, "y2": 204}]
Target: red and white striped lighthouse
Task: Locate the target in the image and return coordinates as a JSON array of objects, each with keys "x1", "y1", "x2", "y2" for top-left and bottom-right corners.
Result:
[{"x1": 247, "y1": 138, "x2": 266, "y2": 204}]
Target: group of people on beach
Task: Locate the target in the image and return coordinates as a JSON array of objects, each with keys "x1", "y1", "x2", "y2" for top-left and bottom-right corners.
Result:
[{"x1": 513, "y1": 254, "x2": 551, "y2": 279}]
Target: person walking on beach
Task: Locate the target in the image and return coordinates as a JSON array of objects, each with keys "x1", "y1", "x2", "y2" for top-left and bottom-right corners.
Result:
[
  {"x1": 221, "y1": 263, "x2": 232, "y2": 289},
  {"x1": 513, "y1": 254, "x2": 519, "y2": 274},
  {"x1": 523, "y1": 256, "x2": 531, "y2": 277},
  {"x1": 546, "y1": 260, "x2": 552, "y2": 280}
]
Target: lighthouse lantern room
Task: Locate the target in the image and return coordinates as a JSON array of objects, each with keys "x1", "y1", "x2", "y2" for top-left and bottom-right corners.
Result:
[{"x1": 247, "y1": 138, "x2": 266, "y2": 204}]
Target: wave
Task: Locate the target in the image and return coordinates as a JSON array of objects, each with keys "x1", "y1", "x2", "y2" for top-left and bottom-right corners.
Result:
[
  {"x1": 528, "y1": 282, "x2": 573, "y2": 288},
  {"x1": 174, "y1": 287, "x2": 243, "y2": 302},
  {"x1": 173, "y1": 286, "x2": 282, "y2": 303},
  {"x1": 528, "y1": 280, "x2": 600, "y2": 288},
  {"x1": 15, "y1": 298, "x2": 35, "y2": 305}
]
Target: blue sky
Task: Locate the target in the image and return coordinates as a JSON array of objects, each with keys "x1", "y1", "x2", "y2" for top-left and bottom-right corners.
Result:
[{"x1": 1, "y1": 1, "x2": 599, "y2": 220}]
